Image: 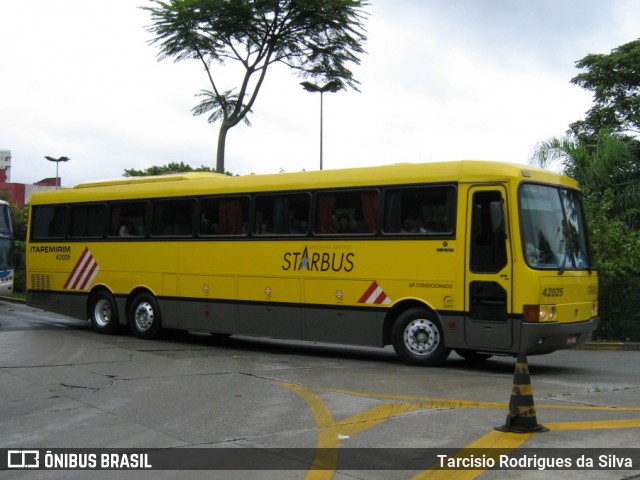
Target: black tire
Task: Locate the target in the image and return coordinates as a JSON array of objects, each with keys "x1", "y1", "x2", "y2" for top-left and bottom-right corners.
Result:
[
  {"x1": 455, "y1": 349, "x2": 493, "y2": 362},
  {"x1": 129, "y1": 292, "x2": 162, "y2": 339},
  {"x1": 89, "y1": 290, "x2": 119, "y2": 334},
  {"x1": 391, "y1": 307, "x2": 451, "y2": 366},
  {"x1": 209, "y1": 332, "x2": 231, "y2": 339}
]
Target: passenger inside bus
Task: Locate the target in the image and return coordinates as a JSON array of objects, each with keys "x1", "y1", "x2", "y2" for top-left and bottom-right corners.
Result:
[{"x1": 119, "y1": 222, "x2": 135, "y2": 236}]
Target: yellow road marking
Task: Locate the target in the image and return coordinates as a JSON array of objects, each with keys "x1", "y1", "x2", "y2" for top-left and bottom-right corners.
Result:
[
  {"x1": 278, "y1": 381, "x2": 640, "y2": 480},
  {"x1": 337, "y1": 403, "x2": 420, "y2": 437},
  {"x1": 546, "y1": 418, "x2": 640, "y2": 431},
  {"x1": 303, "y1": 385, "x2": 640, "y2": 412},
  {"x1": 410, "y1": 430, "x2": 536, "y2": 480},
  {"x1": 278, "y1": 383, "x2": 339, "y2": 479}
]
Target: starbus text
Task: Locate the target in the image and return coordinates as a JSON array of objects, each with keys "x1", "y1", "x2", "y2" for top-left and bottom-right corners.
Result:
[{"x1": 282, "y1": 248, "x2": 355, "y2": 273}]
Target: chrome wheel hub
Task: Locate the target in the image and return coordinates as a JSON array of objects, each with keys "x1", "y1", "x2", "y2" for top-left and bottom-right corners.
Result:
[
  {"x1": 94, "y1": 299, "x2": 112, "y2": 327},
  {"x1": 134, "y1": 302, "x2": 154, "y2": 331},
  {"x1": 404, "y1": 318, "x2": 439, "y2": 356}
]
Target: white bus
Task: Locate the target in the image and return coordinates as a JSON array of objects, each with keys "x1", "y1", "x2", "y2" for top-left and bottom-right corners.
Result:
[{"x1": 0, "y1": 200, "x2": 15, "y2": 294}]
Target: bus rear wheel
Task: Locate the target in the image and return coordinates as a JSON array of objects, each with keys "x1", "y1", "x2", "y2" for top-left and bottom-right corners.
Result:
[
  {"x1": 129, "y1": 292, "x2": 162, "y2": 339},
  {"x1": 392, "y1": 308, "x2": 450, "y2": 366},
  {"x1": 89, "y1": 290, "x2": 119, "y2": 334}
]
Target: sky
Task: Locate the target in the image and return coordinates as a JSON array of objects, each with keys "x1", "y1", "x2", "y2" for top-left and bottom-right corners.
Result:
[{"x1": 1, "y1": 0, "x2": 639, "y2": 187}]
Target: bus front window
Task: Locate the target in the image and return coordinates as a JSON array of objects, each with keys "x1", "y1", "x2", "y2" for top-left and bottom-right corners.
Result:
[
  {"x1": 520, "y1": 184, "x2": 593, "y2": 271},
  {"x1": 0, "y1": 238, "x2": 12, "y2": 270}
]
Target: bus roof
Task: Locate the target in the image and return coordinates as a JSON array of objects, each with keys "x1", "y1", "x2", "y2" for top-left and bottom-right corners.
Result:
[{"x1": 29, "y1": 160, "x2": 577, "y2": 204}]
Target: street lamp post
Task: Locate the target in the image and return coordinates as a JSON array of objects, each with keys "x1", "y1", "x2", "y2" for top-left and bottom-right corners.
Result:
[
  {"x1": 44, "y1": 156, "x2": 70, "y2": 189},
  {"x1": 301, "y1": 80, "x2": 342, "y2": 170}
]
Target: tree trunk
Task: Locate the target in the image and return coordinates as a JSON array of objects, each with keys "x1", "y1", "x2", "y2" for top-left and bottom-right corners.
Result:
[{"x1": 216, "y1": 123, "x2": 229, "y2": 173}]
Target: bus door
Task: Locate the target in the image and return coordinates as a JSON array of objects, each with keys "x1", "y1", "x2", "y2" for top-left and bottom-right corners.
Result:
[{"x1": 464, "y1": 186, "x2": 514, "y2": 350}]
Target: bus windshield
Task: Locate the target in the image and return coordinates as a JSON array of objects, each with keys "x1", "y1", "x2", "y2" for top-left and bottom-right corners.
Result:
[
  {"x1": 0, "y1": 202, "x2": 13, "y2": 271},
  {"x1": 0, "y1": 205, "x2": 11, "y2": 235},
  {"x1": 0, "y1": 238, "x2": 13, "y2": 269},
  {"x1": 520, "y1": 183, "x2": 593, "y2": 271}
]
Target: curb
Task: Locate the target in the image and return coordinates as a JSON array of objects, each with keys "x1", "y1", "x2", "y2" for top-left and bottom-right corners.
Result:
[
  {"x1": 577, "y1": 341, "x2": 640, "y2": 351},
  {"x1": 0, "y1": 295, "x2": 26, "y2": 304}
]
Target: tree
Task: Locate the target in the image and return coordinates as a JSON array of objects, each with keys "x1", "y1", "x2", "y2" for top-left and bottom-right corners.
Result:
[
  {"x1": 531, "y1": 132, "x2": 638, "y2": 193},
  {"x1": 9, "y1": 202, "x2": 28, "y2": 242},
  {"x1": 570, "y1": 38, "x2": 640, "y2": 138},
  {"x1": 143, "y1": 0, "x2": 369, "y2": 173},
  {"x1": 123, "y1": 161, "x2": 214, "y2": 177},
  {"x1": 9, "y1": 202, "x2": 28, "y2": 293}
]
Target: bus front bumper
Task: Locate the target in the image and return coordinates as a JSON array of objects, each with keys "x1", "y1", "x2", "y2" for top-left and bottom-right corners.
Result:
[{"x1": 520, "y1": 317, "x2": 600, "y2": 355}]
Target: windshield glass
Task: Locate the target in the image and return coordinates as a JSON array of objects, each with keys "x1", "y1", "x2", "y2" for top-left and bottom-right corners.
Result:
[
  {"x1": 520, "y1": 184, "x2": 593, "y2": 271},
  {"x1": 0, "y1": 205, "x2": 11, "y2": 235},
  {"x1": 0, "y1": 238, "x2": 13, "y2": 270}
]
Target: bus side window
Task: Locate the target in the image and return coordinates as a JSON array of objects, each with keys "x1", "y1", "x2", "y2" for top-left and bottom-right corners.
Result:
[
  {"x1": 315, "y1": 190, "x2": 378, "y2": 235},
  {"x1": 383, "y1": 186, "x2": 456, "y2": 235},
  {"x1": 31, "y1": 206, "x2": 68, "y2": 239},
  {"x1": 110, "y1": 202, "x2": 148, "y2": 238},
  {"x1": 253, "y1": 193, "x2": 310, "y2": 235},
  {"x1": 200, "y1": 196, "x2": 249, "y2": 236},
  {"x1": 70, "y1": 204, "x2": 107, "y2": 238},
  {"x1": 152, "y1": 199, "x2": 195, "y2": 237}
]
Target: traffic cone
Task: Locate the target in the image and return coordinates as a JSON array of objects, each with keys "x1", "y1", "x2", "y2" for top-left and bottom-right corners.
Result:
[{"x1": 496, "y1": 353, "x2": 548, "y2": 433}]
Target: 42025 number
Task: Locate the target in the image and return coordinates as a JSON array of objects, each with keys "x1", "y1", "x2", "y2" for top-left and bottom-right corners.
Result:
[{"x1": 542, "y1": 287, "x2": 564, "y2": 297}]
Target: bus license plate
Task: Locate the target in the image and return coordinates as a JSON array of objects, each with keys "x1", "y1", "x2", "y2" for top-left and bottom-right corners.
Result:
[{"x1": 567, "y1": 335, "x2": 578, "y2": 345}]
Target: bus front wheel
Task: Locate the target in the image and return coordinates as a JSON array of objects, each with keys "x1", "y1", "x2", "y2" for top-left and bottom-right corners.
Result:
[
  {"x1": 129, "y1": 292, "x2": 162, "y2": 339},
  {"x1": 392, "y1": 308, "x2": 450, "y2": 366},
  {"x1": 89, "y1": 290, "x2": 119, "y2": 334}
]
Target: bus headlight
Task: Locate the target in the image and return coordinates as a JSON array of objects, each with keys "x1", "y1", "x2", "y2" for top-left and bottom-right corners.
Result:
[{"x1": 523, "y1": 305, "x2": 556, "y2": 323}]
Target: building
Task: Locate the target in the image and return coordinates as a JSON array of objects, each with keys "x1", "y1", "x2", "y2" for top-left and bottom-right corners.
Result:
[
  {"x1": 0, "y1": 149, "x2": 10, "y2": 182},
  {"x1": 0, "y1": 150, "x2": 58, "y2": 209}
]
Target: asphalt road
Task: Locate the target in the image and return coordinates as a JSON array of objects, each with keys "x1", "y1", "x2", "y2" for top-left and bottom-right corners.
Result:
[{"x1": 1, "y1": 300, "x2": 639, "y2": 479}]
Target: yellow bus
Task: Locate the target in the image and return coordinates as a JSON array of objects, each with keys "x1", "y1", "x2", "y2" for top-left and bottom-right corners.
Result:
[{"x1": 26, "y1": 161, "x2": 599, "y2": 365}]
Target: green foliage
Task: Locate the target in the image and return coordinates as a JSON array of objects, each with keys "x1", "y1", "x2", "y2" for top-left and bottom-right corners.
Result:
[
  {"x1": 8, "y1": 203, "x2": 28, "y2": 293},
  {"x1": 191, "y1": 89, "x2": 253, "y2": 126},
  {"x1": 123, "y1": 162, "x2": 238, "y2": 177},
  {"x1": 570, "y1": 38, "x2": 640, "y2": 137},
  {"x1": 9, "y1": 202, "x2": 28, "y2": 241},
  {"x1": 13, "y1": 240, "x2": 25, "y2": 293},
  {"x1": 596, "y1": 276, "x2": 640, "y2": 341},
  {"x1": 584, "y1": 189, "x2": 640, "y2": 277},
  {"x1": 123, "y1": 162, "x2": 214, "y2": 176},
  {"x1": 142, "y1": 0, "x2": 369, "y2": 172}
]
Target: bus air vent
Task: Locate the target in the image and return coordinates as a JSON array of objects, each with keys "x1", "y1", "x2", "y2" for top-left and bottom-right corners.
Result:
[{"x1": 31, "y1": 274, "x2": 51, "y2": 291}]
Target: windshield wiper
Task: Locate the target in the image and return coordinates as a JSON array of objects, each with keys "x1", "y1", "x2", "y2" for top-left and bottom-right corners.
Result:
[{"x1": 558, "y1": 239, "x2": 567, "y2": 275}]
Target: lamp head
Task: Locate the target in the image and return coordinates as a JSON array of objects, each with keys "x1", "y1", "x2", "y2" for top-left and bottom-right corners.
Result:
[{"x1": 301, "y1": 80, "x2": 343, "y2": 93}]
